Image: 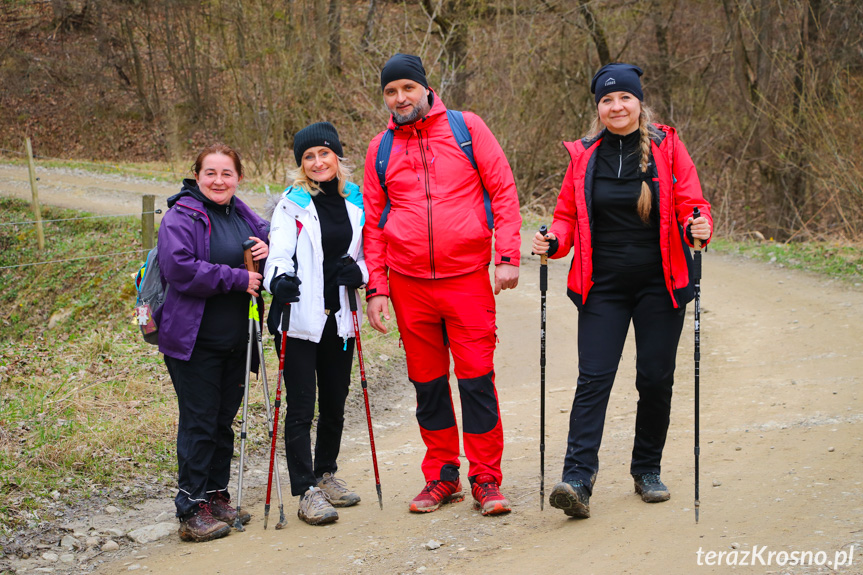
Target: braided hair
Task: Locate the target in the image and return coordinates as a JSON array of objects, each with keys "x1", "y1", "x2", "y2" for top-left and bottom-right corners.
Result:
[{"x1": 636, "y1": 105, "x2": 655, "y2": 224}]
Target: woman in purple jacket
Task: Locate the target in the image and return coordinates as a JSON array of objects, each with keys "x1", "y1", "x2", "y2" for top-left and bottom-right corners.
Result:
[{"x1": 156, "y1": 144, "x2": 269, "y2": 542}]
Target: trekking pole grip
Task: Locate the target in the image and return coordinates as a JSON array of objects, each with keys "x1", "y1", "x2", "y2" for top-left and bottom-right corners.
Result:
[
  {"x1": 242, "y1": 239, "x2": 258, "y2": 273},
  {"x1": 280, "y1": 272, "x2": 295, "y2": 332},
  {"x1": 538, "y1": 225, "x2": 548, "y2": 291},
  {"x1": 692, "y1": 208, "x2": 702, "y2": 251},
  {"x1": 341, "y1": 254, "x2": 359, "y2": 313}
]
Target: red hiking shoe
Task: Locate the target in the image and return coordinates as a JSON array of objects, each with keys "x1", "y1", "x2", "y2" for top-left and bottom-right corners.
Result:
[
  {"x1": 409, "y1": 479, "x2": 465, "y2": 513},
  {"x1": 471, "y1": 474, "x2": 511, "y2": 516},
  {"x1": 209, "y1": 491, "x2": 250, "y2": 525}
]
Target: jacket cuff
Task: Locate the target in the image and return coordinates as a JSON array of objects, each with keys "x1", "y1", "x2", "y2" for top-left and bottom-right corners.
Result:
[
  {"x1": 365, "y1": 285, "x2": 390, "y2": 300},
  {"x1": 494, "y1": 254, "x2": 520, "y2": 267},
  {"x1": 232, "y1": 268, "x2": 249, "y2": 291}
]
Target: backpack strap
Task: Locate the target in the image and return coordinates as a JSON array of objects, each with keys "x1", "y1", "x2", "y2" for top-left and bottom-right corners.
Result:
[
  {"x1": 375, "y1": 129, "x2": 395, "y2": 229},
  {"x1": 374, "y1": 111, "x2": 495, "y2": 231},
  {"x1": 446, "y1": 110, "x2": 494, "y2": 230}
]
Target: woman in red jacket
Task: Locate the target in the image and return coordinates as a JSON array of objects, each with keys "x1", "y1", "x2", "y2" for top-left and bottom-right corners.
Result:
[{"x1": 532, "y1": 63, "x2": 713, "y2": 519}]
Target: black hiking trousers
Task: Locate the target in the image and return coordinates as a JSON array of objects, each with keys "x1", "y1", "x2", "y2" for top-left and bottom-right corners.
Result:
[
  {"x1": 562, "y1": 265, "x2": 686, "y2": 492},
  {"x1": 164, "y1": 344, "x2": 246, "y2": 518},
  {"x1": 277, "y1": 314, "x2": 354, "y2": 497}
]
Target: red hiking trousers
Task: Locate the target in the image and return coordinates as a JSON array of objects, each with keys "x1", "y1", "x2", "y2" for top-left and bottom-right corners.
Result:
[{"x1": 389, "y1": 268, "x2": 504, "y2": 484}]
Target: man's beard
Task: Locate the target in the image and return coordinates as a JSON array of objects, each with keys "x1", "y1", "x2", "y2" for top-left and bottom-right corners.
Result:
[{"x1": 391, "y1": 99, "x2": 430, "y2": 125}]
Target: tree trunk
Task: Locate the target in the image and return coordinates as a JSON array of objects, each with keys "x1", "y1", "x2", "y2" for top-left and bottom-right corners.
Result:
[
  {"x1": 361, "y1": 0, "x2": 377, "y2": 50},
  {"x1": 649, "y1": 0, "x2": 674, "y2": 122},
  {"x1": 328, "y1": 0, "x2": 342, "y2": 74},
  {"x1": 579, "y1": 1, "x2": 610, "y2": 65},
  {"x1": 420, "y1": 0, "x2": 469, "y2": 108}
]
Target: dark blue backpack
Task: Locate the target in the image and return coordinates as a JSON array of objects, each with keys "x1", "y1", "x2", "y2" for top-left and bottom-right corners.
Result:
[{"x1": 374, "y1": 109, "x2": 494, "y2": 230}]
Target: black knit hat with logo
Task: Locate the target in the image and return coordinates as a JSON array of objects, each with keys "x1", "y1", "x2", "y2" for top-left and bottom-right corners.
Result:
[
  {"x1": 591, "y1": 63, "x2": 644, "y2": 103},
  {"x1": 380, "y1": 53, "x2": 429, "y2": 91},
  {"x1": 293, "y1": 122, "x2": 343, "y2": 166}
]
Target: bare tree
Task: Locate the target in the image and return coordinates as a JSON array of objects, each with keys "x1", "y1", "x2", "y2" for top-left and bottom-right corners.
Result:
[
  {"x1": 328, "y1": 0, "x2": 342, "y2": 73},
  {"x1": 419, "y1": 0, "x2": 470, "y2": 108}
]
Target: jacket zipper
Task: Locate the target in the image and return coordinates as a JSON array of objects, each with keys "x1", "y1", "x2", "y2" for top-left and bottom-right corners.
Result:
[
  {"x1": 665, "y1": 147, "x2": 678, "y2": 307},
  {"x1": 417, "y1": 128, "x2": 435, "y2": 277},
  {"x1": 618, "y1": 140, "x2": 623, "y2": 177}
]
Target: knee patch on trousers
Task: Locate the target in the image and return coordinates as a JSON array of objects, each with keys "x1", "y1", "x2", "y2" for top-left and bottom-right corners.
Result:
[
  {"x1": 458, "y1": 371, "x2": 499, "y2": 435},
  {"x1": 412, "y1": 375, "x2": 456, "y2": 431}
]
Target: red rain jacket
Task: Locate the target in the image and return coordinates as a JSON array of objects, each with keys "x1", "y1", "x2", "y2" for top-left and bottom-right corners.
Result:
[
  {"x1": 363, "y1": 91, "x2": 521, "y2": 298},
  {"x1": 549, "y1": 124, "x2": 713, "y2": 308}
]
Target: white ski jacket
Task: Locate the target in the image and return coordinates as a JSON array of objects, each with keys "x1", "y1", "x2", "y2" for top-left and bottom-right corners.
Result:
[{"x1": 263, "y1": 181, "x2": 368, "y2": 343}]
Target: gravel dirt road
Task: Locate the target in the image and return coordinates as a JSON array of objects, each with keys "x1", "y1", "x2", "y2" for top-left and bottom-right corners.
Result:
[{"x1": 2, "y1": 164, "x2": 861, "y2": 575}]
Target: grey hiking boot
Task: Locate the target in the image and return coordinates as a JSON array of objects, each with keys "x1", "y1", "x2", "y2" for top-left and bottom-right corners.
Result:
[
  {"x1": 549, "y1": 481, "x2": 591, "y2": 518},
  {"x1": 298, "y1": 486, "x2": 339, "y2": 525},
  {"x1": 317, "y1": 472, "x2": 361, "y2": 508},
  {"x1": 178, "y1": 503, "x2": 231, "y2": 542},
  {"x1": 632, "y1": 473, "x2": 671, "y2": 503}
]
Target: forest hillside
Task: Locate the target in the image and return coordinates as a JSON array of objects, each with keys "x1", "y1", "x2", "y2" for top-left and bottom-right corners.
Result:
[{"x1": 2, "y1": 0, "x2": 862, "y2": 240}]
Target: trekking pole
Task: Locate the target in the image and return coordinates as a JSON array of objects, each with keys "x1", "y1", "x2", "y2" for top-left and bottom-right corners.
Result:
[
  {"x1": 342, "y1": 255, "x2": 383, "y2": 510},
  {"x1": 692, "y1": 208, "x2": 703, "y2": 524},
  {"x1": 538, "y1": 225, "x2": 548, "y2": 511},
  {"x1": 262, "y1": 288, "x2": 291, "y2": 530},
  {"x1": 232, "y1": 239, "x2": 258, "y2": 531}
]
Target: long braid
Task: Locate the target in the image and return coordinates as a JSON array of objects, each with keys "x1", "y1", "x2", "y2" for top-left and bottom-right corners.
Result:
[{"x1": 636, "y1": 106, "x2": 654, "y2": 224}]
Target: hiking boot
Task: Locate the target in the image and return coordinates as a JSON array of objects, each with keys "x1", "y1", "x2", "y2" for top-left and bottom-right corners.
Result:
[
  {"x1": 317, "y1": 472, "x2": 361, "y2": 508},
  {"x1": 549, "y1": 481, "x2": 591, "y2": 518},
  {"x1": 409, "y1": 479, "x2": 464, "y2": 513},
  {"x1": 298, "y1": 487, "x2": 339, "y2": 525},
  {"x1": 632, "y1": 473, "x2": 671, "y2": 503},
  {"x1": 209, "y1": 491, "x2": 250, "y2": 525},
  {"x1": 178, "y1": 503, "x2": 231, "y2": 542},
  {"x1": 470, "y1": 474, "x2": 512, "y2": 516}
]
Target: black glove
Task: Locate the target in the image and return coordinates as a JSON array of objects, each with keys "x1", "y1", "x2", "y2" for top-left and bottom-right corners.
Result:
[
  {"x1": 271, "y1": 274, "x2": 301, "y2": 305},
  {"x1": 267, "y1": 274, "x2": 300, "y2": 335},
  {"x1": 546, "y1": 236, "x2": 559, "y2": 257},
  {"x1": 336, "y1": 261, "x2": 364, "y2": 290}
]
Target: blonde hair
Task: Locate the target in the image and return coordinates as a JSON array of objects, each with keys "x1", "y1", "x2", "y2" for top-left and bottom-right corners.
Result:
[
  {"x1": 587, "y1": 103, "x2": 655, "y2": 224},
  {"x1": 287, "y1": 155, "x2": 354, "y2": 198}
]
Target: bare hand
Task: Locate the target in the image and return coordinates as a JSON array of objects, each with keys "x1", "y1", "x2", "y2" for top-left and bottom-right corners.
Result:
[
  {"x1": 494, "y1": 263, "x2": 519, "y2": 295},
  {"x1": 247, "y1": 271, "x2": 263, "y2": 297},
  {"x1": 532, "y1": 231, "x2": 556, "y2": 255},
  {"x1": 248, "y1": 236, "x2": 269, "y2": 261},
  {"x1": 367, "y1": 295, "x2": 391, "y2": 334},
  {"x1": 687, "y1": 217, "x2": 711, "y2": 242}
]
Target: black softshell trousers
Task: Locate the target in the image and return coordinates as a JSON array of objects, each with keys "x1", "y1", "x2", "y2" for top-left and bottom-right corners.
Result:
[
  {"x1": 562, "y1": 265, "x2": 686, "y2": 492},
  {"x1": 279, "y1": 314, "x2": 354, "y2": 496},
  {"x1": 164, "y1": 344, "x2": 246, "y2": 518}
]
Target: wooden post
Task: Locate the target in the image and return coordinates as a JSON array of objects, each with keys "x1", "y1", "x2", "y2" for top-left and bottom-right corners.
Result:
[
  {"x1": 25, "y1": 137, "x2": 45, "y2": 251},
  {"x1": 142, "y1": 195, "x2": 155, "y2": 252}
]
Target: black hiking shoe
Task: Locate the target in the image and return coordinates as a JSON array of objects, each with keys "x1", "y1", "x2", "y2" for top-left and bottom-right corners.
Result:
[
  {"x1": 178, "y1": 503, "x2": 231, "y2": 542},
  {"x1": 632, "y1": 473, "x2": 671, "y2": 503},
  {"x1": 549, "y1": 481, "x2": 590, "y2": 518}
]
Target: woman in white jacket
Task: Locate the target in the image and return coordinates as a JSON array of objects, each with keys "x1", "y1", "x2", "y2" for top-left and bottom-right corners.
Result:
[{"x1": 264, "y1": 122, "x2": 368, "y2": 526}]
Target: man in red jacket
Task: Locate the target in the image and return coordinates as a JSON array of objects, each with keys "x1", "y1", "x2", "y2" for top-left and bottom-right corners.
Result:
[{"x1": 364, "y1": 53, "x2": 522, "y2": 516}]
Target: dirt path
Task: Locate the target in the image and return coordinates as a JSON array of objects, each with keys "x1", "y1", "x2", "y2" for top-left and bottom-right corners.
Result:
[
  {"x1": 3, "y1": 165, "x2": 861, "y2": 574},
  {"x1": 0, "y1": 164, "x2": 269, "y2": 218}
]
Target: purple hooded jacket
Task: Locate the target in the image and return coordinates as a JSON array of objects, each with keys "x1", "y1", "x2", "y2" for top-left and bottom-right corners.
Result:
[{"x1": 154, "y1": 181, "x2": 269, "y2": 361}]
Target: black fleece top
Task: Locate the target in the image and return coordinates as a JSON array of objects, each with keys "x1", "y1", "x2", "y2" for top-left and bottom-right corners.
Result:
[
  {"x1": 592, "y1": 129, "x2": 661, "y2": 272},
  {"x1": 312, "y1": 179, "x2": 351, "y2": 312},
  {"x1": 183, "y1": 183, "x2": 256, "y2": 349}
]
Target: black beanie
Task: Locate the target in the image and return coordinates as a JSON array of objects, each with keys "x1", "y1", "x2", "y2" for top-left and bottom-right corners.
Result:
[
  {"x1": 380, "y1": 53, "x2": 429, "y2": 91},
  {"x1": 293, "y1": 122, "x2": 343, "y2": 166},
  {"x1": 591, "y1": 63, "x2": 644, "y2": 103}
]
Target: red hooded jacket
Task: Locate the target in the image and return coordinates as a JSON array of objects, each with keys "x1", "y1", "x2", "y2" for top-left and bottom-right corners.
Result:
[
  {"x1": 549, "y1": 124, "x2": 713, "y2": 308},
  {"x1": 363, "y1": 91, "x2": 522, "y2": 298}
]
